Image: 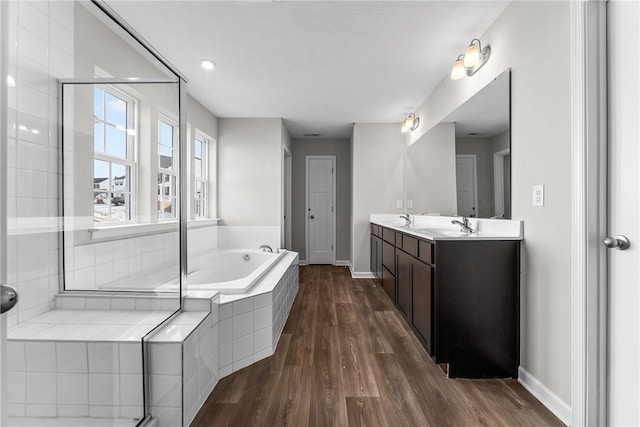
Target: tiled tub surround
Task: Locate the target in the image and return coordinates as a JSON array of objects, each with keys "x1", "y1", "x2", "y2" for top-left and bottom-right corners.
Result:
[
  {"x1": 7, "y1": 251, "x2": 299, "y2": 427},
  {"x1": 6, "y1": 308, "x2": 176, "y2": 422},
  {"x1": 144, "y1": 250, "x2": 299, "y2": 427}
]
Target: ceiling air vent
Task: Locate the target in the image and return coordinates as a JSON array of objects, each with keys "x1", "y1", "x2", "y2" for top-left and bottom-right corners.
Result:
[{"x1": 304, "y1": 133, "x2": 321, "y2": 137}]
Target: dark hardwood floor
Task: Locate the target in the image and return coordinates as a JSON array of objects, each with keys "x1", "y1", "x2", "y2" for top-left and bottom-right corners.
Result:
[{"x1": 191, "y1": 265, "x2": 564, "y2": 427}]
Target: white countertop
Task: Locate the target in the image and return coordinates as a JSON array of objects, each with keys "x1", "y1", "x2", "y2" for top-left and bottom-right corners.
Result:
[{"x1": 370, "y1": 214, "x2": 524, "y2": 241}]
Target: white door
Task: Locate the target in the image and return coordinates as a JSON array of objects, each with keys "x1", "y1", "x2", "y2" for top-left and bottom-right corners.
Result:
[
  {"x1": 306, "y1": 156, "x2": 335, "y2": 265},
  {"x1": 607, "y1": 1, "x2": 640, "y2": 424},
  {"x1": 455, "y1": 155, "x2": 478, "y2": 217},
  {"x1": 283, "y1": 148, "x2": 292, "y2": 250}
]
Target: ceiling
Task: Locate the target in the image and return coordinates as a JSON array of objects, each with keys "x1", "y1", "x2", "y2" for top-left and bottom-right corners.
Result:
[{"x1": 106, "y1": 1, "x2": 510, "y2": 139}]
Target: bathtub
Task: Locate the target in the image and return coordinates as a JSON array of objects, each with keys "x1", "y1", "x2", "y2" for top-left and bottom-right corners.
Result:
[
  {"x1": 187, "y1": 249, "x2": 285, "y2": 294},
  {"x1": 97, "y1": 249, "x2": 285, "y2": 294}
]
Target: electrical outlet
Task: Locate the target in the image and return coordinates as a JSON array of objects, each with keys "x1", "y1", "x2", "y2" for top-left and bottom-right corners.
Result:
[
  {"x1": 396, "y1": 199, "x2": 403, "y2": 209},
  {"x1": 533, "y1": 185, "x2": 544, "y2": 207},
  {"x1": 406, "y1": 200, "x2": 413, "y2": 209}
]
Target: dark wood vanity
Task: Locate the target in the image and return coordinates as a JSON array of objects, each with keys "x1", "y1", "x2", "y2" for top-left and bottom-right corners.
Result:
[{"x1": 370, "y1": 222, "x2": 520, "y2": 379}]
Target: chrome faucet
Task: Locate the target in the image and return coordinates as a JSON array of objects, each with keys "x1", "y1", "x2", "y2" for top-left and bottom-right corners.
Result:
[
  {"x1": 399, "y1": 214, "x2": 412, "y2": 224},
  {"x1": 451, "y1": 216, "x2": 474, "y2": 233},
  {"x1": 259, "y1": 245, "x2": 273, "y2": 253}
]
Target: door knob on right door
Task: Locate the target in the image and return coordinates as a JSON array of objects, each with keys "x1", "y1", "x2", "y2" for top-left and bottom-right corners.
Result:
[{"x1": 603, "y1": 235, "x2": 630, "y2": 250}]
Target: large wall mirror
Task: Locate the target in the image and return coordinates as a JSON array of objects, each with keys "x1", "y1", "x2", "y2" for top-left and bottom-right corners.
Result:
[{"x1": 405, "y1": 69, "x2": 511, "y2": 218}]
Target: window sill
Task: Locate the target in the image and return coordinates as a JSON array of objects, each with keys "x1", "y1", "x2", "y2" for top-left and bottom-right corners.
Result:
[{"x1": 89, "y1": 218, "x2": 221, "y2": 241}]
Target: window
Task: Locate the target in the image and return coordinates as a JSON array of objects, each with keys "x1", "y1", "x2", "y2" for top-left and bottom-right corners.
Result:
[
  {"x1": 194, "y1": 135, "x2": 208, "y2": 218},
  {"x1": 158, "y1": 118, "x2": 178, "y2": 219},
  {"x1": 93, "y1": 86, "x2": 135, "y2": 223}
]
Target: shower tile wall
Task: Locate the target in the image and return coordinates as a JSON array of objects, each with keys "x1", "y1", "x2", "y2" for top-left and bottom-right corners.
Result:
[{"x1": 6, "y1": 1, "x2": 75, "y2": 326}]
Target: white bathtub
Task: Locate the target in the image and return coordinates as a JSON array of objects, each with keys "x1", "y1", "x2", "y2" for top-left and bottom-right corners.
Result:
[
  {"x1": 97, "y1": 249, "x2": 285, "y2": 294},
  {"x1": 187, "y1": 249, "x2": 285, "y2": 294}
]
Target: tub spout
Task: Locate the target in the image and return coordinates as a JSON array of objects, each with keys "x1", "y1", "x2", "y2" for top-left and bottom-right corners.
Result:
[{"x1": 260, "y1": 245, "x2": 274, "y2": 253}]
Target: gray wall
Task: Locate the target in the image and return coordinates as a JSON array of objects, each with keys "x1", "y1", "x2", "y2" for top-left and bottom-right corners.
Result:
[
  {"x1": 291, "y1": 139, "x2": 351, "y2": 262},
  {"x1": 351, "y1": 123, "x2": 406, "y2": 273},
  {"x1": 407, "y1": 0, "x2": 572, "y2": 407},
  {"x1": 218, "y1": 118, "x2": 284, "y2": 226}
]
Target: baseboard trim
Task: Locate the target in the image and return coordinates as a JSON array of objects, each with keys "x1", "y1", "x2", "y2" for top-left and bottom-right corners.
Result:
[
  {"x1": 349, "y1": 266, "x2": 375, "y2": 279},
  {"x1": 518, "y1": 366, "x2": 571, "y2": 426},
  {"x1": 299, "y1": 260, "x2": 308, "y2": 266},
  {"x1": 335, "y1": 260, "x2": 350, "y2": 267}
]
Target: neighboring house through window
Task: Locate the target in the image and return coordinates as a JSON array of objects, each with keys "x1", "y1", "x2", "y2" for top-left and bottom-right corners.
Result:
[
  {"x1": 158, "y1": 117, "x2": 178, "y2": 219},
  {"x1": 194, "y1": 134, "x2": 208, "y2": 218},
  {"x1": 93, "y1": 86, "x2": 135, "y2": 223}
]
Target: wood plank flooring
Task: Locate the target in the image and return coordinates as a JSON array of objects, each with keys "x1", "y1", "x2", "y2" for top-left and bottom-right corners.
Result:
[{"x1": 191, "y1": 265, "x2": 564, "y2": 427}]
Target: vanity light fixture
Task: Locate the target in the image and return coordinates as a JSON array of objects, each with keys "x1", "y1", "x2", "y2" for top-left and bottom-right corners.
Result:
[
  {"x1": 200, "y1": 59, "x2": 216, "y2": 71},
  {"x1": 450, "y1": 38, "x2": 491, "y2": 80},
  {"x1": 401, "y1": 113, "x2": 420, "y2": 133}
]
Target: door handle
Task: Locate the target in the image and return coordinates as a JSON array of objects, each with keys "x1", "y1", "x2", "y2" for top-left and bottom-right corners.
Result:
[
  {"x1": 310, "y1": 215, "x2": 315, "y2": 219},
  {"x1": 603, "y1": 235, "x2": 630, "y2": 250},
  {"x1": 1, "y1": 285, "x2": 19, "y2": 314}
]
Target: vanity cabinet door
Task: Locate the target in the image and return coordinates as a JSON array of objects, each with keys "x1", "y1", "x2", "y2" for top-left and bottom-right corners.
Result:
[
  {"x1": 396, "y1": 249, "x2": 412, "y2": 322},
  {"x1": 382, "y1": 266, "x2": 396, "y2": 302},
  {"x1": 412, "y1": 260, "x2": 432, "y2": 355},
  {"x1": 370, "y1": 234, "x2": 383, "y2": 281}
]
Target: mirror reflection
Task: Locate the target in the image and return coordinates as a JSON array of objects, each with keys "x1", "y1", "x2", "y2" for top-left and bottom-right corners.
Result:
[{"x1": 405, "y1": 69, "x2": 511, "y2": 218}]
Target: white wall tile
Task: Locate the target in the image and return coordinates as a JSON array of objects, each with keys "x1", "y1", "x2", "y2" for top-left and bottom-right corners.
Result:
[
  {"x1": 89, "y1": 405, "x2": 119, "y2": 419},
  {"x1": 184, "y1": 374, "x2": 199, "y2": 419},
  {"x1": 56, "y1": 342, "x2": 88, "y2": 373},
  {"x1": 149, "y1": 343, "x2": 181, "y2": 376},
  {"x1": 233, "y1": 311, "x2": 254, "y2": 339},
  {"x1": 219, "y1": 318, "x2": 232, "y2": 344},
  {"x1": 25, "y1": 404, "x2": 57, "y2": 417},
  {"x1": 253, "y1": 327, "x2": 272, "y2": 353},
  {"x1": 119, "y1": 374, "x2": 143, "y2": 406},
  {"x1": 219, "y1": 342, "x2": 232, "y2": 368},
  {"x1": 88, "y1": 343, "x2": 120, "y2": 373},
  {"x1": 88, "y1": 373, "x2": 119, "y2": 406},
  {"x1": 8, "y1": 371, "x2": 26, "y2": 404},
  {"x1": 25, "y1": 342, "x2": 56, "y2": 372},
  {"x1": 253, "y1": 305, "x2": 272, "y2": 330},
  {"x1": 119, "y1": 343, "x2": 142, "y2": 374},
  {"x1": 150, "y1": 374, "x2": 181, "y2": 407},
  {"x1": 7, "y1": 341, "x2": 26, "y2": 371},
  {"x1": 232, "y1": 297, "x2": 253, "y2": 316},
  {"x1": 26, "y1": 372, "x2": 56, "y2": 404},
  {"x1": 232, "y1": 334, "x2": 253, "y2": 363},
  {"x1": 58, "y1": 404, "x2": 89, "y2": 417},
  {"x1": 219, "y1": 303, "x2": 232, "y2": 320},
  {"x1": 233, "y1": 354, "x2": 253, "y2": 372},
  {"x1": 57, "y1": 373, "x2": 88, "y2": 405},
  {"x1": 7, "y1": 403, "x2": 25, "y2": 417},
  {"x1": 152, "y1": 406, "x2": 181, "y2": 427}
]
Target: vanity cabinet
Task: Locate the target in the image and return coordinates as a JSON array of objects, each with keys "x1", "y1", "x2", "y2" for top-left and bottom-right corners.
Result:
[
  {"x1": 370, "y1": 225, "x2": 383, "y2": 282},
  {"x1": 396, "y1": 239, "x2": 433, "y2": 354},
  {"x1": 370, "y1": 222, "x2": 520, "y2": 379}
]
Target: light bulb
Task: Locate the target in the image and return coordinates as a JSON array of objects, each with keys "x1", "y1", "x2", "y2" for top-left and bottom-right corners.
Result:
[
  {"x1": 450, "y1": 57, "x2": 466, "y2": 80},
  {"x1": 405, "y1": 115, "x2": 414, "y2": 129},
  {"x1": 464, "y1": 42, "x2": 480, "y2": 68},
  {"x1": 401, "y1": 119, "x2": 410, "y2": 133}
]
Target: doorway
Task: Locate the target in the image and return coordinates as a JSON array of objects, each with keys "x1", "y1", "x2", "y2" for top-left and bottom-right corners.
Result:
[
  {"x1": 305, "y1": 156, "x2": 335, "y2": 265},
  {"x1": 283, "y1": 148, "x2": 292, "y2": 250},
  {"x1": 455, "y1": 155, "x2": 478, "y2": 217}
]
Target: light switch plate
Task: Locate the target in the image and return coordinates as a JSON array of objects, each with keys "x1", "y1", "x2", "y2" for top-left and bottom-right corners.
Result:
[
  {"x1": 396, "y1": 199, "x2": 403, "y2": 209},
  {"x1": 406, "y1": 200, "x2": 413, "y2": 209},
  {"x1": 533, "y1": 185, "x2": 544, "y2": 206}
]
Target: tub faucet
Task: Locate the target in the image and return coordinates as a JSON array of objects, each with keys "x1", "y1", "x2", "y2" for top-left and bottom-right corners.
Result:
[
  {"x1": 259, "y1": 245, "x2": 273, "y2": 253},
  {"x1": 451, "y1": 216, "x2": 474, "y2": 233}
]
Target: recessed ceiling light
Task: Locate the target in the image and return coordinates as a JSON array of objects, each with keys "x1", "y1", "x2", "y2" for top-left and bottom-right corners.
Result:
[{"x1": 200, "y1": 59, "x2": 216, "y2": 71}]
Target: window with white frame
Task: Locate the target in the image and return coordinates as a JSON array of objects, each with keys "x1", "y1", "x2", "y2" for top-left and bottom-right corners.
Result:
[
  {"x1": 93, "y1": 86, "x2": 135, "y2": 223},
  {"x1": 158, "y1": 117, "x2": 178, "y2": 219},
  {"x1": 194, "y1": 135, "x2": 208, "y2": 218}
]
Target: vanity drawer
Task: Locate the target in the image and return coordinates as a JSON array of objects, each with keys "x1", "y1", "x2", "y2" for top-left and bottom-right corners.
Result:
[
  {"x1": 382, "y1": 227, "x2": 395, "y2": 244},
  {"x1": 418, "y1": 240, "x2": 434, "y2": 265},
  {"x1": 371, "y1": 223, "x2": 382, "y2": 237},
  {"x1": 401, "y1": 235, "x2": 418, "y2": 258}
]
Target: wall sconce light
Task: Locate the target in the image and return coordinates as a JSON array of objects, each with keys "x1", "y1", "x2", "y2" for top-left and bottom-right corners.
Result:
[
  {"x1": 450, "y1": 38, "x2": 491, "y2": 80},
  {"x1": 401, "y1": 113, "x2": 420, "y2": 133}
]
